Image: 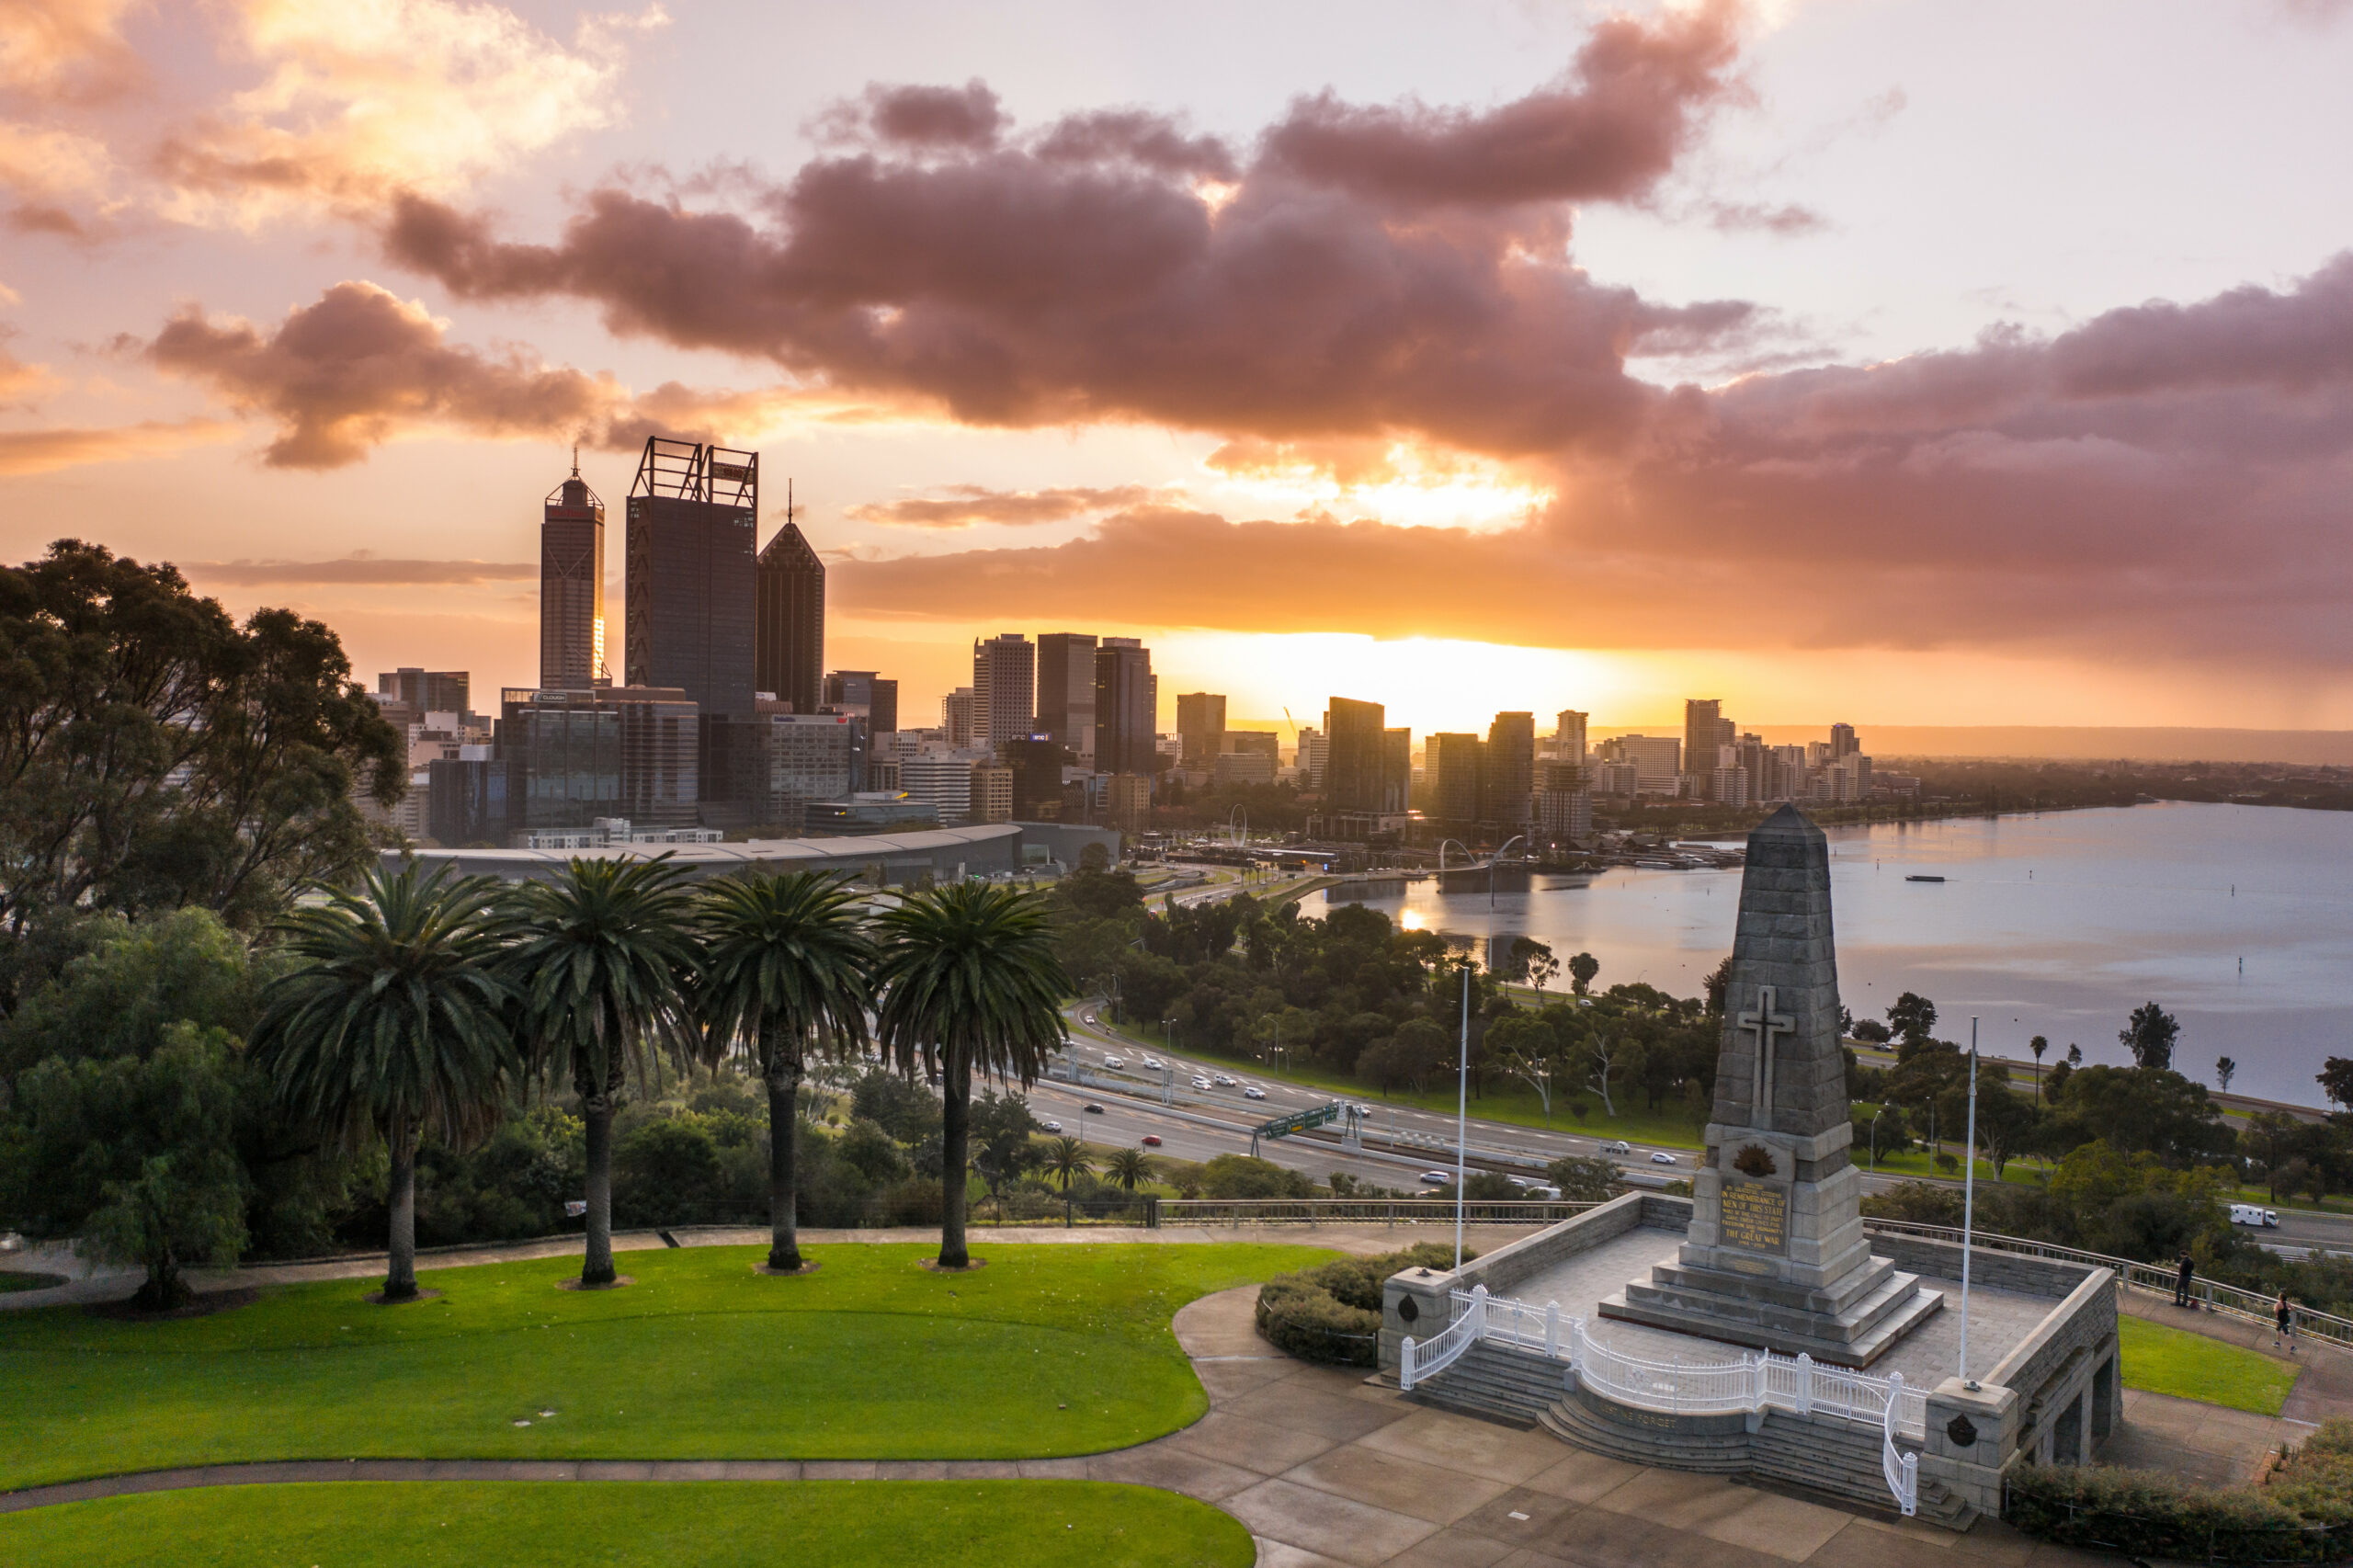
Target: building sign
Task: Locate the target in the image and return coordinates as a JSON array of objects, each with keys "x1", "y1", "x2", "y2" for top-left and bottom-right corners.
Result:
[{"x1": 1719, "y1": 1179, "x2": 1790, "y2": 1254}]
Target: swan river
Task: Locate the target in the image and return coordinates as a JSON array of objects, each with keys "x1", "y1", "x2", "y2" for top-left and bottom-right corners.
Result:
[{"x1": 1299, "y1": 801, "x2": 2353, "y2": 1106}]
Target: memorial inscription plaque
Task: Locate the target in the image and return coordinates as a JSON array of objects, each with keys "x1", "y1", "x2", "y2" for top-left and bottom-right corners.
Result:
[{"x1": 1718, "y1": 1180, "x2": 1790, "y2": 1253}]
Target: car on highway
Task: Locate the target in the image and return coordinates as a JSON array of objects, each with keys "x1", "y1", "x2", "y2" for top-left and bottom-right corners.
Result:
[
  {"x1": 1649, "y1": 1151, "x2": 1677, "y2": 1165},
  {"x1": 1141, "y1": 1135, "x2": 1163, "y2": 1147},
  {"x1": 1102, "y1": 1054, "x2": 1125, "y2": 1069},
  {"x1": 1190, "y1": 1075, "x2": 1212, "y2": 1089},
  {"x1": 1243, "y1": 1085, "x2": 1267, "y2": 1099},
  {"x1": 1040, "y1": 1120, "x2": 1063, "y2": 1133},
  {"x1": 1600, "y1": 1141, "x2": 1631, "y2": 1154},
  {"x1": 2231, "y1": 1203, "x2": 2280, "y2": 1227},
  {"x1": 1212, "y1": 1073, "x2": 1236, "y2": 1086},
  {"x1": 1083, "y1": 1103, "x2": 1105, "y2": 1114},
  {"x1": 1142, "y1": 1056, "x2": 1164, "y2": 1069},
  {"x1": 1417, "y1": 1170, "x2": 1452, "y2": 1186},
  {"x1": 1356, "y1": 1104, "x2": 1378, "y2": 1117}
]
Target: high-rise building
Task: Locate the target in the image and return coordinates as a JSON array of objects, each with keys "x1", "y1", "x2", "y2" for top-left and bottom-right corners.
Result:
[
  {"x1": 1294, "y1": 726, "x2": 1328, "y2": 790},
  {"x1": 1001, "y1": 734, "x2": 1069, "y2": 820},
  {"x1": 379, "y1": 668, "x2": 470, "y2": 715},
  {"x1": 754, "y1": 511, "x2": 824, "y2": 717},
  {"x1": 1830, "y1": 722, "x2": 1860, "y2": 760},
  {"x1": 900, "y1": 754, "x2": 974, "y2": 823},
  {"x1": 1535, "y1": 760, "x2": 1592, "y2": 842},
  {"x1": 824, "y1": 671, "x2": 897, "y2": 735},
  {"x1": 1382, "y1": 728, "x2": 1412, "y2": 814},
  {"x1": 1176, "y1": 692, "x2": 1226, "y2": 763},
  {"x1": 624, "y1": 437, "x2": 758, "y2": 720},
  {"x1": 1107, "y1": 772, "x2": 1153, "y2": 827},
  {"x1": 496, "y1": 685, "x2": 699, "y2": 838},
  {"x1": 758, "y1": 710, "x2": 858, "y2": 833},
  {"x1": 1610, "y1": 734, "x2": 1683, "y2": 794},
  {"x1": 1482, "y1": 711, "x2": 1535, "y2": 826},
  {"x1": 426, "y1": 749, "x2": 505, "y2": 846},
  {"x1": 972, "y1": 633, "x2": 1035, "y2": 751},
  {"x1": 1093, "y1": 637, "x2": 1156, "y2": 777},
  {"x1": 1428, "y1": 733, "x2": 1483, "y2": 824},
  {"x1": 1554, "y1": 710, "x2": 1588, "y2": 760},
  {"x1": 1324, "y1": 698, "x2": 1388, "y2": 812},
  {"x1": 969, "y1": 763, "x2": 1014, "y2": 824},
  {"x1": 540, "y1": 462, "x2": 605, "y2": 690},
  {"x1": 1683, "y1": 699, "x2": 1735, "y2": 778},
  {"x1": 1036, "y1": 633, "x2": 1099, "y2": 767},
  {"x1": 942, "y1": 687, "x2": 976, "y2": 749}
]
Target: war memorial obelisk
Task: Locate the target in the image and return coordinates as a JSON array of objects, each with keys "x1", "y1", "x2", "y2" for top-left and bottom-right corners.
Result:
[{"x1": 1600, "y1": 804, "x2": 1943, "y2": 1366}]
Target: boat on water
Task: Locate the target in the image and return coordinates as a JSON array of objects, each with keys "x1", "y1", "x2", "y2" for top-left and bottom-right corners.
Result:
[{"x1": 1905, "y1": 874, "x2": 1946, "y2": 883}]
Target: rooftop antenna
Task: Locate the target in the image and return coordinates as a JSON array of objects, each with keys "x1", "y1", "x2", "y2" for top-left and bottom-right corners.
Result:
[{"x1": 570, "y1": 442, "x2": 579, "y2": 478}]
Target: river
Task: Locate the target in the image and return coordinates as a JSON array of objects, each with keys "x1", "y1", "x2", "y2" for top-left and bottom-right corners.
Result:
[{"x1": 1300, "y1": 801, "x2": 2353, "y2": 1105}]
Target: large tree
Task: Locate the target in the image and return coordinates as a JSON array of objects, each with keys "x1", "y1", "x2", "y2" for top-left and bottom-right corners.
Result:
[
  {"x1": 2120, "y1": 1002, "x2": 2181, "y2": 1072},
  {"x1": 506, "y1": 858, "x2": 704, "y2": 1287},
  {"x1": 0, "y1": 541, "x2": 402, "y2": 967},
  {"x1": 872, "y1": 883, "x2": 1068, "y2": 1269},
  {"x1": 695, "y1": 871, "x2": 872, "y2": 1273},
  {"x1": 251, "y1": 862, "x2": 519, "y2": 1302}
]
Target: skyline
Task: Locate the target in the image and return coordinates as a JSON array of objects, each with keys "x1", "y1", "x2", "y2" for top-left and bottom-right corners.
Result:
[{"x1": 6, "y1": 0, "x2": 2353, "y2": 733}]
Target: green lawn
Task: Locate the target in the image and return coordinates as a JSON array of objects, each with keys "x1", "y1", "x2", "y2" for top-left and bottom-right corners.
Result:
[
  {"x1": 0, "y1": 1241, "x2": 1331, "y2": 1490},
  {"x1": 2120, "y1": 1313, "x2": 2300, "y2": 1415},
  {"x1": 0, "y1": 1481, "x2": 1254, "y2": 1568}
]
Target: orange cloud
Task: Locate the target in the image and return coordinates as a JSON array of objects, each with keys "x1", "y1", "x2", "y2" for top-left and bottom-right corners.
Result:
[
  {"x1": 845, "y1": 483, "x2": 1163, "y2": 528},
  {"x1": 0, "y1": 416, "x2": 236, "y2": 474}
]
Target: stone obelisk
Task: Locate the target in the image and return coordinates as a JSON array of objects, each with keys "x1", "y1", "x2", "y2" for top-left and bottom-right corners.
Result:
[{"x1": 1600, "y1": 805, "x2": 1941, "y2": 1366}]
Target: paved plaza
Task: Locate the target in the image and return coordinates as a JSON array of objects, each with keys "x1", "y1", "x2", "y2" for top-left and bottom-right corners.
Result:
[{"x1": 1506, "y1": 1225, "x2": 2058, "y2": 1392}]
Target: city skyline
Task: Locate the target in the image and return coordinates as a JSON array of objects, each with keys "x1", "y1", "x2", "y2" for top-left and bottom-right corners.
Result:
[{"x1": 6, "y1": 3, "x2": 2353, "y2": 734}]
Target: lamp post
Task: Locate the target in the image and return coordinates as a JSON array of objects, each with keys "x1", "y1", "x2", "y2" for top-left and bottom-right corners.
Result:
[
  {"x1": 1960, "y1": 1017, "x2": 1982, "y2": 1392},
  {"x1": 1870, "y1": 1107, "x2": 1885, "y2": 1174},
  {"x1": 1454, "y1": 960, "x2": 1472, "y2": 1269}
]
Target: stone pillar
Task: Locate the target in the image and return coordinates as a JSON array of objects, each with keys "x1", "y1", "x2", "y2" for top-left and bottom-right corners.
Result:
[
  {"x1": 1917, "y1": 1377, "x2": 2020, "y2": 1517},
  {"x1": 1381, "y1": 1266, "x2": 1457, "y2": 1377},
  {"x1": 2091, "y1": 1351, "x2": 2119, "y2": 1443}
]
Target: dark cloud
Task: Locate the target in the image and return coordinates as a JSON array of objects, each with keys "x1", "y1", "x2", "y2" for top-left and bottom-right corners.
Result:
[
  {"x1": 181, "y1": 555, "x2": 536, "y2": 586},
  {"x1": 864, "y1": 81, "x2": 1006, "y2": 149},
  {"x1": 846, "y1": 483, "x2": 1160, "y2": 528}
]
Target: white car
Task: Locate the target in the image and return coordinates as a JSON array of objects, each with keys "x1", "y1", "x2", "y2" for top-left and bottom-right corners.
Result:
[
  {"x1": 1102, "y1": 1055, "x2": 1125, "y2": 1069},
  {"x1": 1191, "y1": 1076, "x2": 1212, "y2": 1089},
  {"x1": 1040, "y1": 1120, "x2": 1063, "y2": 1133},
  {"x1": 1417, "y1": 1170, "x2": 1452, "y2": 1187},
  {"x1": 1600, "y1": 1141, "x2": 1631, "y2": 1154},
  {"x1": 1243, "y1": 1085, "x2": 1267, "y2": 1100},
  {"x1": 1649, "y1": 1152, "x2": 1677, "y2": 1165},
  {"x1": 1142, "y1": 1056, "x2": 1164, "y2": 1070},
  {"x1": 1212, "y1": 1073, "x2": 1236, "y2": 1086}
]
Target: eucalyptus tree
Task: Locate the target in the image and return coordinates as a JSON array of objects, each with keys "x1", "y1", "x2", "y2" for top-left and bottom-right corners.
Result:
[
  {"x1": 872, "y1": 882, "x2": 1069, "y2": 1268},
  {"x1": 697, "y1": 871, "x2": 872, "y2": 1272},
  {"x1": 252, "y1": 861, "x2": 518, "y2": 1302},
  {"x1": 506, "y1": 858, "x2": 703, "y2": 1287}
]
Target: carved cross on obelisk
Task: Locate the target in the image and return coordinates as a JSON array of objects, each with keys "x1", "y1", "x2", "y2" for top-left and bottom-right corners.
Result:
[{"x1": 1739, "y1": 984, "x2": 1795, "y2": 1116}]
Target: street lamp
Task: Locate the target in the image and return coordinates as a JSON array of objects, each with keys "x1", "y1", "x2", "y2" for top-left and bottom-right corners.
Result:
[{"x1": 1870, "y1": 1107, "x2": 1884, "y2": 1173}]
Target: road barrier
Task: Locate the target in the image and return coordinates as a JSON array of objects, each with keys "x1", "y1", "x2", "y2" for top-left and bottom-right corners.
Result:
[{"x1": 1151, "y1": 1198, "x2": 1602, "y2": 1226}]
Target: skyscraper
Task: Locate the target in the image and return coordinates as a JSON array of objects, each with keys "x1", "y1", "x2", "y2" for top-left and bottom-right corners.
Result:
[
  {"x1": 540, "y1": 462, "x2": 604, "y2": 690},
  {"x1": 972, "y1": 634, "x2": 1035, "y2": 751},
  {"x1": 754, "y1": 504, "x2": 824, "y2": 717},
  {"x1": 1830, "y1": 722, "x2": 1860, "y2": 759},
  {"x1": 1554, "y1": 710, "x2": 1588, "y2": 759},
  {"x1": 1093, "y1": 636, "x2": 1155, "y2": 777},
  {"x1": 1428, "y1": 733, "x2": 1483, "y2": 824},
  {"x1": 1324, "y1": 698, "x2": 1387, "y2": 812},
  {"x1": 1036, "y1": 633, "x2": 1099, "y2": 766},
  {"x1": 379, "y1": 667, "x2": 470, "y2": 715},
  {"x1": 1683, "y1": 699, "x2": 1734, "y2": 775},
  {"x1": 1382, "y1": 729, "x2": 1412, "y2": 814},
  {"x1": 1482, "y1": 711, "x2": 1535, "y2": 826},
  {"x1": 625, "y1": 437, "x2": 757, "y2": 719},
  {"x1": 824, "y1": 670, "x2": 897, "y2": 735},
  {"x1": 942, "y1": 687, "x2": 976, "y2": 749},
  {"x1": 1176, "y1": 692, "x2": 1226, "y2": 763}
]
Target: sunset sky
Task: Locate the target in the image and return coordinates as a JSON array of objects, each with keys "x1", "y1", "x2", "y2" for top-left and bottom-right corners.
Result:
[{"x1": 5, "y1": 0, "x2": 2352, "y2": 737}]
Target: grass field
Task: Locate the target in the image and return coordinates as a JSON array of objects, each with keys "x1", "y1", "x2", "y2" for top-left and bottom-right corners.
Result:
[
  {"x1": 0, "y1": 1481, "x2": 1255, "y2": 1568},
  {"x1": 0, "y1": 1241, "x2": 1332, "y2": 1490},
  {"x1": 2120, "y1": 1313, "x2": 2300, "y2": 1415}
]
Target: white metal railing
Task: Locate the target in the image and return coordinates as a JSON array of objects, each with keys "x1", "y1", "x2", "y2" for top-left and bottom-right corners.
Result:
[
  {"x1": 1453, "y1": 1290, "x2": 1927, "y2": 1439},
  {"x1": 1882, "y1": 1371, "x2": 1918, "y2": 1517},
  {"x1": 1400, "y1": 1284, "x2": 1486, "y2": 1391}
]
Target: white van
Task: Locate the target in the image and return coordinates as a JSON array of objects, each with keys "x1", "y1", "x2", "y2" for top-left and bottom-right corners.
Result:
[{"x1": 2230, "y1": 1203, "x2": 2279, "y2": 1228}]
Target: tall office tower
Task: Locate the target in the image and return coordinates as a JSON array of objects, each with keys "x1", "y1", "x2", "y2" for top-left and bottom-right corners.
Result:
[
  {"x1": 379, "y1": 668, "x2": 471, "y2": 715},
  {"x1": 1683, "y1": 699, "x2": 1736, "y2": 775},
  {"x1": 1001, "y1": 734, "x2": 1069, "y2": 819},
  {"x1": 754, "y1": 511, "x2": 824, "y2": 717},
  {"x1": 1481, "y1": 712, "x2": 1535, "y2": 825},
  {"x1": 1830, "y1": 722, "x2": 1859, "y2": 759},
  {"x1": 942, "y1": 687, "x2": 976, "y2": 749},
  {"x1": 1554, "y1": 710, "x2": 1588, "y2": 760},
  {"x1": 1382, "y1": 729, "x2": 1413, "y2": 814},
  {"x1": 972, "y1": 633, "x2": 1035, "y2": 751},
  {"x1": 1035, "y1": 633, "x2": 1099, "y2": 767},
  {"x1": 625, "y1": 437, "x2": 757, "y2": 718},
  {"x1": 823, "y1": 671, "x2": 898, "y2": 735},
  {"x1": 1535, "y1": 759, "x2": 1592, "y2": 843},
  {"x1": 1176, "y1": 692, "x2": 1227, "y2": 763},
  {"x1": 1324, "y1": 698, "x2": 1388, "y2": 812},
  {"x1": 1294, "y1": 726, "x2": 1328, "y2": 790},
  {"x1": 1428, "y1": 733, "x2": 1483, "y2": 824},
  {"x1": 1093, "y1": 636, "x2": 1156, "y2": 777},
  {"x1": 540, "y1": 462, "x2": 605, "y2": 689},
  {"x1": 497, "y1": 685, "x2": 699, "y2": 836},
  {"x1": 900, "y1": 754, "x2": 974, "y2": 823},
  {"x1": 1616, "y1": 734, "x2": 1685, "y2": 793}
]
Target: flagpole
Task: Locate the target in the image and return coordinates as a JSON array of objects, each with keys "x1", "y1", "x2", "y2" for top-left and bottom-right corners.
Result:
[
  {"x1": 1455, "y1": 961, "x2": 1471, "y2": 1270},
  {"x1": 1960, "y1": 1016, "x2": 1981, "y2": 1391}
]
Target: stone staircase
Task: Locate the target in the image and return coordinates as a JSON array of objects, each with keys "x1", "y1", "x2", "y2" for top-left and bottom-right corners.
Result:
[{"x1": 1413, "y1": 1350, "x2": 1973, "y2": 1528}]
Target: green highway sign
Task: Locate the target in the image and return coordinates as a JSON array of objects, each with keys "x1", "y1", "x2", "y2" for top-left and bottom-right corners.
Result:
[{"x1": 1249, "y1": 1100, "x2": 1344, "y2": 1155}]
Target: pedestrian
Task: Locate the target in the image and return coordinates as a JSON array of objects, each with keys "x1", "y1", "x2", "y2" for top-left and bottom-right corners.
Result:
[
  {"x1": 2275, "y1": 1291, "x2": 2297, "y2": 1354},
  {"x1": 2175, "y1": 1251, "x2": 2195, "y2": 1308}
]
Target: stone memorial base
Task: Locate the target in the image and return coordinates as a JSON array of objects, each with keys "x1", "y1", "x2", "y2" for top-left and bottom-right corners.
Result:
[{"x1": 1599, "y1": 1250, "x2": 1944, "y2": 1367}]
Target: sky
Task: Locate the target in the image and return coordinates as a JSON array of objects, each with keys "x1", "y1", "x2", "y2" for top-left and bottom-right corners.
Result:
[{"x1": 3, "y1": 0, "x2": 2352, "y2": 739}]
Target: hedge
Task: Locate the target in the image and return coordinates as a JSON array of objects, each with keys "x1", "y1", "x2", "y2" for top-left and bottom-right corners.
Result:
[
  {"x1": 2005, "y1": 1464, "x2": 2349, "y2": 1564},
  {"x1": 1255, "y1": 1243, "x2": 1471, "y2": 1368}
]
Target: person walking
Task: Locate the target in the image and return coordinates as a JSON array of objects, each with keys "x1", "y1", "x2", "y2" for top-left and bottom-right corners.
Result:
[
  {"x1": 2275, "y1": 1291, "x2": 2298, "y2": 1354},
  {"x1": 2175, "y1": 1252, "x2": 2196, "y2": 1308}
]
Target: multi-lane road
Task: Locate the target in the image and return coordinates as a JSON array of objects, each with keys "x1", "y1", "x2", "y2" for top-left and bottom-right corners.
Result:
[{"x1": 1048, "y1": 998, "x2": 2353, "y2": 1256}]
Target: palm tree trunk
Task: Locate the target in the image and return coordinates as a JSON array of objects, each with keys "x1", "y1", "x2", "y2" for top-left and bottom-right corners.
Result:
[
  {"x1": 767, "y1": 1050, "x2": 803, "y2": 1271},
  {"x1": 581, "y1": 1086, "x2": 617, "y2": 1286},
  {"x1": 383, "y1": 1123, "x2": 419, "y2": 1302},
  {"x1": 938, "y1": 1050, "x2": 971, "y2": 1268}
]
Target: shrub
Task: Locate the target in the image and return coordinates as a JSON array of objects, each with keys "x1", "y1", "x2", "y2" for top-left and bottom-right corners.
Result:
[
  {"x1": 1255, "y1": 1242, "x2": 1472, "y2": 1367},
  {"x1": 2006, "y1": 1464, "x2": 2345, "y2": 1563}
]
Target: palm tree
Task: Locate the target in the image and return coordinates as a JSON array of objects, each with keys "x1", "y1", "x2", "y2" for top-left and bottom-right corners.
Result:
[
  {"x1": 873, "y1": 882, "x2": 1070, "y2": 1268},
  {"x1": 506, "y1": 858, "x2": 704, "y2": 1287},
  {"x1": 1104, "y1": 1146, "x2": 1151, "y2": 1192},
  {"x1": 253, "y1": 862, "x2": 518, "y2": 1303},
  {"x1": 697, "y1": 871, "x2": 873, "y2": 1273},
  {"x1": 1046, "y1": 1135, "x2": 1090, "y2": 1191}
]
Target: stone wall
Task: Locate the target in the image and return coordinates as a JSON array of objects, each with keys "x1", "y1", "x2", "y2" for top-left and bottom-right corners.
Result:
[
  {"x1": 1916, "y1": 1264, "x2": 2119, "y2": 1515},
  {"x1": 1862, "y1": 1230, "x2": 2098, "y2": 1299}
]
